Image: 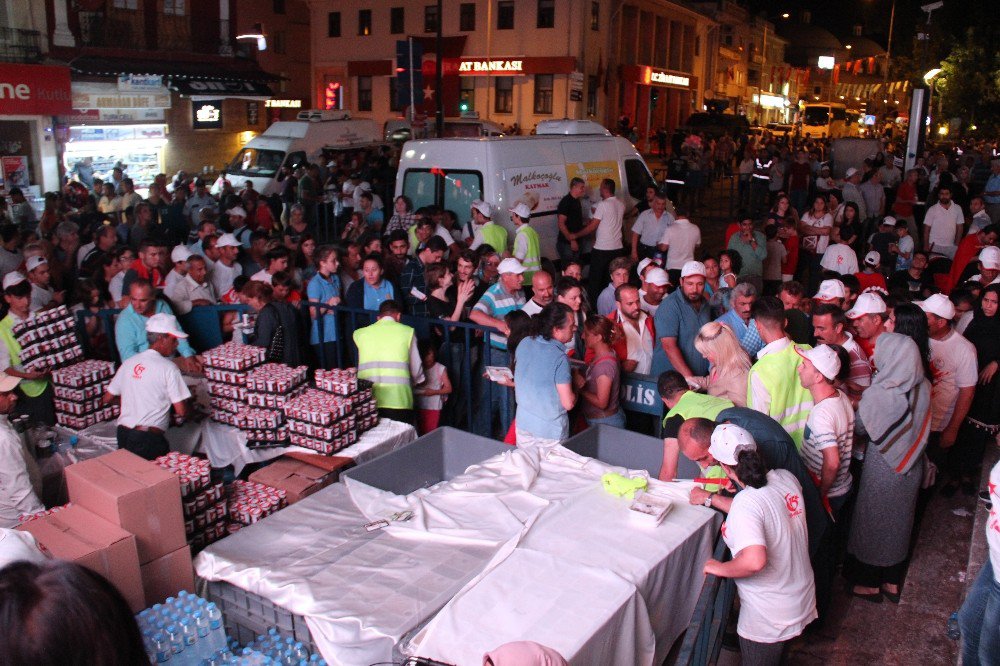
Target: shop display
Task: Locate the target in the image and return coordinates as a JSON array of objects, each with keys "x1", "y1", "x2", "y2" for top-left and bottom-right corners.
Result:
[
  {"x1": 13, "y1": 305, "x2": 86, "y2": 377},
  {"x1": 51, "y1": 359, "x2": 119, "y2": 429}
]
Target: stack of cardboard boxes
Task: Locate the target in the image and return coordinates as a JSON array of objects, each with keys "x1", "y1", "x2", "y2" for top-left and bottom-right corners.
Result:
[{"x1": 16, "y1": 449, "x2": 193, "y2": 611}]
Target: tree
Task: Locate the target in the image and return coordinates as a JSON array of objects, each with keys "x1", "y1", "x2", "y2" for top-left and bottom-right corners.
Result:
[{"x1": 933, "y1": 30, "x2": 1000, "y2": 134}]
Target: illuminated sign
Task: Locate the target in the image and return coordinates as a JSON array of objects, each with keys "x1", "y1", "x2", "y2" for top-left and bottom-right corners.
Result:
[
  {"x1": 192, "y1": 99, "x2": 223, "y2": 129},
  {"x1": 817, "y1": 56, "x2": 835, "y2": 70},
  {"x1": 324, "y1": 82, "x2": 342, "y2": 110},
  {"x1": 458, "y1": 59, "x2": 524, "y2": 74},
  {"x1": 754, "y1": 93, "x2": 787, "y2": 109},
  {"x1": 265, "y1": 99, "x2": 303, "y2": 108},
  {"x1": 649, "y1": 71, "x2": 690, "y2": 87}
]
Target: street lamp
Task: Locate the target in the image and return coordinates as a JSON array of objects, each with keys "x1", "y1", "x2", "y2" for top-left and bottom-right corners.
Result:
[
  {"x1": 758, "y1": 12, "x2": 790, "y2": 123},
  {"x1": 924, "y1": 68, "x2": 942, "y2": 137},
  {"x1": 236, "y1": 23, "x2": 267, "y2": 51}
]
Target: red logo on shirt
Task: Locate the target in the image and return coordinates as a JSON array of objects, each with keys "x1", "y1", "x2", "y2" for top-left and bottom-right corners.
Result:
[
  {"x1": 133, "y1": 364, "x2": 145, "y2": 379},
  {"x1": 785, "y1": 493, "x2": 803, "y2": 517},
  {"x1": 720, "y1": 521, "x2": 728, "y2": 538}
]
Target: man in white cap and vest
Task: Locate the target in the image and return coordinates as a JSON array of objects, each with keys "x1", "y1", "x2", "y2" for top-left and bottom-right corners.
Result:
[
  {"x1": 0, "y1": 374, "x2": 44, "y2": 527},
  {"x1": 353, "y1": 299, "x2": 424, "y2": 426},
  {"x1": 510, "y1": 202, "x2": 541, "y2": 283},
  {"x1": 0, "y1": 272, "x2": 54, "y2": 425},
  {"x1": 104, "y1": 313, "x2": 192, "y2": 460}
]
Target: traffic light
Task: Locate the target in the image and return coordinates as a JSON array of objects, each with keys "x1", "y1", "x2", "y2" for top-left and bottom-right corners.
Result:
[
  {"x1": 459, "y1": 100, "x2": 470, "y2": 113},
  {"x1": 650, "y1": 89, "x2": 659, "y2": 108}
]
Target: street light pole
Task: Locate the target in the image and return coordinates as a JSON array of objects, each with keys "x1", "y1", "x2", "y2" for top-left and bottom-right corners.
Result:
[
  {"x1": 883, "y1": 0, "x2": 896, "y2": 107},
  {"x1": 435, "y1": 0, "x2": 444, "y2": 136}
]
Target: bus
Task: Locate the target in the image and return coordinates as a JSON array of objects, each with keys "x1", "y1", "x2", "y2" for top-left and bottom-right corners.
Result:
[{"x1": 801, "y1": 103, "x2": 850, "y2": 139}]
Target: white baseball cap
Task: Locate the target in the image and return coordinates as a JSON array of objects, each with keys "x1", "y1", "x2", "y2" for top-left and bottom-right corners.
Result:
[
  {"x1": 864, "y1": 251, "x2": 881, "y2": 266},
  {"x1": 0, "y1": 374, "x2": 21, "y2": 392},
  {"x1": 145, "y1": 312, "x2": 189, "y2": 338},
  {"x1": 471, "y1": 199, "x2": 492, "y2": 219},
  {"x1": 845, "y1": 167, "x2": 859, "y2": 178},
  {"x1": 709, "y1": 424, "x2": 757, "y2": 466},
  {"x1": 216, "y1": 233, "x2": 242, "y2": 248},
  {"x1": 796, "y1": 344, "x2": 842, "y2": 381},
  {"x1": 228, "y1": 206, "x2": 247, "y2": 219},
  {"x1": 497, "y1": 258, "x2": 526, "y2": 275},
  {"x1": 645, "y1": 267, "x2": 670, "y2": 286},
  {"x1": 846, "y1": 292, "x2": 887, "y2": 319},
  {"x1": 815, "y1": 279, "x2": 846, "y2": 301},
  {"x1": 916, "y1": 293, "x2": 956, "y2": 320},
  {"x1": 25, "y1": 256, "x2": 47, "y2": 272},
  {"x1": 2, "y1": 272, "x2": 25, "y2": 290},
  {"x1": 680, "y1": 260, "x2": 707, "y2": 279},
  {"x1": 881, "y1": 215, "x2": 897, "y2": 227},
  {"x1": 636, "y1": 258, "x2": 654, "y2": 278},
  {"x1": 171, "y1": 245, "x2": 193, "y2": 263},
  {"x1": 508, "y1": 203, "x2": 532, "y2": 220},
  {"x1": 979, "y1": 246, "x2": 1000, "y2": 270}
]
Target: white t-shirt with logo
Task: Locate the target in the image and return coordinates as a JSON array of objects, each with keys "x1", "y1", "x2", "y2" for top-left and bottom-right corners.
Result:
[
  {"x1": 107, "y1": 349, "x2": 191, "y2": 431},
  {"x1": 987, "y1": 460, "x2": 1000, "y2": 583},
  {"x1": 819, "y1": 243, "x2": 859, "y2": 275},
  {"x1": 928, "y1": 329, "x2": 978, "y2": 431},
  {"x1": 800, "y1": 391, "x2": 855, "y2": 498},
  {"x1": 721, "y1": 468, "x2": 817, "y2": 643},
  {"x1": 592, "y1": 196, "x2": 626, "y2": 251}
]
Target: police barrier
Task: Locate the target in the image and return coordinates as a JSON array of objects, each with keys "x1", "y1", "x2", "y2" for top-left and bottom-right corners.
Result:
[{"x1": 676, "y1": 536, "x2": 736, "y2": 666}]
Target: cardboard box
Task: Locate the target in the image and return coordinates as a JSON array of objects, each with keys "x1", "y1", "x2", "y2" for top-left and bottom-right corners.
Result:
[
  {"x1": 65, "y1": 449, "x2": 186, "y2": 564},
  {"x1": 16, "y1": 504, "x2": 145, "y2": 611},
  {"x1": 249, "y1": 456, "x2": 344, "y2": 503},
  {"x1": 141, "y1": 545, "x2": 194, "y2": 606}
]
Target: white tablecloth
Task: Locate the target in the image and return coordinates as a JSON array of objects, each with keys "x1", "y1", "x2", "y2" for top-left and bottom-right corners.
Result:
[
  {"x1": 199, "y1": 418, "x2": 417, "y2": 476},
  {"x1": 195, "y1": 445, "x2": 719, "y2": 666}
]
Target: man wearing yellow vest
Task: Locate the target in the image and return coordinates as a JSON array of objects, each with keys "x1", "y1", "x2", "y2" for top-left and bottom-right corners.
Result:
[
  {"x1": 0, "y1": 273, "x2": 54, "y2": 425},
  {"x1": 353, "y1": 299, "x2": 425, "y2": 426},
  {"x1": 464, "y1": 200, "x2": 508, "y2": 254},
  {"x1": 747, "y1": 296, "x2": 814, "y2": 449},
  {"x1": 509, "y1": 203, "x2": 541, "y2": 283},
  {"x1": 656, "y1": 370, "x2": 733, "y2": 483}
]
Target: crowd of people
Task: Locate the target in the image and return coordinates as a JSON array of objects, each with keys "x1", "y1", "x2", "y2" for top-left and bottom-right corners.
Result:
[{"x1": 0, "y1": 128, "x2": 999, "y2": 664}]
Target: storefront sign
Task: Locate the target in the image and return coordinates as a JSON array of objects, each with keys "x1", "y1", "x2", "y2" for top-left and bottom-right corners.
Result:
[
  {"x1": 451, "y1": 56, "x2": 576, "y2": 77},
  {"x1": 59, "y1": 109, "x2": 166, "y2": 124},
  {"x1": 192, "y1": 100, "x2": 223, "y2": 129},
  {"x1": 68, "y1": 125, "x2": 167, "y2": 142},
  {"x1": 173, "y1": 80, "x2": 274, "y2": 99},
  {"x1": 649, "y1": 71, "x2": 690, "y2": 87},
  {"x1": 0, "y1": 64, "x2": 72, "y2": 115},
  {"x1": 753, "y1": 93, "x2": 788, "y2": 109},
  {"x1": 1, "y1": 156, "x2": 29, "y2": 190},
  {"x1": 247, "y1": 102, "x2": 259, "y2": 126},
  {"x1": 117, "y1": 74, "x2": 164, "y2": 92},
  {"x1": 569, "y1": 72, "x2": 584, "y2": 102},
  {"x1": 265, "y1": 99, "x2": 302, "y2": 108},
  {"x1": 458, "y1": 59, "x2": 523, "y2": 75},
  {"x1": 72, "y1": 82, "x2": 172, "y2": 110}
]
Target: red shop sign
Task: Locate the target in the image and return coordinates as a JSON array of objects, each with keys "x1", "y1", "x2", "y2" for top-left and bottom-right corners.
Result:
[{"x1": 0, "y1": 64, "x2": 73, "y2": 115}]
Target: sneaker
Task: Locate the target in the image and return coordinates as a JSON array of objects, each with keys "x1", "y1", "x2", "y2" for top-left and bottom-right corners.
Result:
[{"x1": 980, "y1": 491, "x2": 993, "y2": 509}]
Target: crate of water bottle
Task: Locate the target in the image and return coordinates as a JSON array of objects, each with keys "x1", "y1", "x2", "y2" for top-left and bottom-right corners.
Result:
[
  {"x1": 136, "y1": 589, "x2": 230, "y2": 665},
  {"x1": 155, "y1": 452, "x2": 212, "y2": 497}
]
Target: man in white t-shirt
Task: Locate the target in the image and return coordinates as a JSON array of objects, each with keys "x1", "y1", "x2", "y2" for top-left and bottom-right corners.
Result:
[
  {"x1": 630, "y1": 190, "x2": 673, "y2": 260},
  {"x1": 923, "y1": 184, "x2": 965, "y2": 259},
  {"x1": 638, "y1": 267, "x2": 670, "y2": 316},
  {"x1": 702, "y1": 424, "x2": 817, "y2": 659},
  {"x1": 210, "y1": 233, "x2": 244, "y2": 297},
  {"x1": 104, "y1": 313, "x2": 192, "y2": 460},
  {"x1": 820, "y1": 242, "x2": 859, "y2": 275},
  {"x1": 578, "y1": 178, "x2": 626, "y2": 301},
  {"x1": 658, "y1": 208, "x2": 702, "y2": 279},
  {"x1": 0, "y1": 375, "x2": 44, "y2": 528},
  {"x1": 918, "y1": 294, "x2": 978, "y2": 488}
]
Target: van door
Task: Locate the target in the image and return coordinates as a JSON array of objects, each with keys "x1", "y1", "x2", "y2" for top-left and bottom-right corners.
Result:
[
  {"x1": 401, "y1": 167, "x2": 484, "y2": 221},
  {"x1": 623, "y1": 157, "x2": 655, "y2": 203}
]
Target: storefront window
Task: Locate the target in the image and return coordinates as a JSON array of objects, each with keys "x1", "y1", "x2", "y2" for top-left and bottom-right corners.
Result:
[
  {"x1": 494, "y1": 77, "x2": 513, "y2": 114},
  {"x1": 534, "y1": 74, "x2": 553, "y2": 114},
  {"x1": 358, "y1": 76, "x2": 372, "y2": 112}
]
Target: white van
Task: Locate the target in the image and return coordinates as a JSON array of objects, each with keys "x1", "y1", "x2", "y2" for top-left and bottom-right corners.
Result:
[
  {"x1": 225, "y1": 110, "x2": 382, "y2": 196},
  {"x1": 384, "y1": 117, "x2": 505, "y2": 143},
  {"x1": 394, "y1": 119, "x2": 655, "y2": 258}
]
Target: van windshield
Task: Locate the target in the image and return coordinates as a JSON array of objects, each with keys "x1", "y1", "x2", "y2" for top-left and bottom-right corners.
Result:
[
  {"x1": 403, "y1": 168, "x2": 483, "y2": 216},
  {"x1": 228, "y1": 148, "x2": 286, "y2": 177},
  {"x1": 803, "y1": 107, "x2": 830, "y2": 127}
]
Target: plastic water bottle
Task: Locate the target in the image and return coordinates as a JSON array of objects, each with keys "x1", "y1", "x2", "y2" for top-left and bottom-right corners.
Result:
[
  {"x1": 291, "y1": 643, "x2": 308, "y2": 663},
  {"x1": 947, "y1": 611, "x2": 961, "y2": 640},
  {"x1": 166, "y1": 624, "x2": 184, "y2": 656},
  {"x1": 206, "y1": 603, "x2": 227, "y2": 652},
  {"x1": 153, "y1": 633, "x2": 172, "y2": 663}
]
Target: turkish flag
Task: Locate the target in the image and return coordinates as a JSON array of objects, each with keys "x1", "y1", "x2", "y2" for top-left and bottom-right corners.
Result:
[{"x1": 410, "y1": 35, "x2": 466, "y2": 116}]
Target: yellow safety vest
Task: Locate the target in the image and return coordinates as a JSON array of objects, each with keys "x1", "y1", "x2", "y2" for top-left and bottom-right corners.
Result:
[
  {"x1": 748, "y1": 343, "x2": 814, "y2": 449},
  {"x1": 482, "y1": 223, "x2": 508, "y2": 253},
  {"x1": 515, "y1": 224, "x2": 542, "y2": 280},
  {"x1": 353, "y1": 317, "x2": 415, "y2": 410},
  {"x1": 0, "y1": 315, "x2": 47, "y2": 398}
]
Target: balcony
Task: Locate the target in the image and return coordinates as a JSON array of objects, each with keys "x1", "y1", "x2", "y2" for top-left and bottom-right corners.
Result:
[
  {"x1": 76, "y1": 8, "x2": 233, "y2": 55},
  {"x1": 0, "y1": 27, "x2": 43, "y2": 63}
]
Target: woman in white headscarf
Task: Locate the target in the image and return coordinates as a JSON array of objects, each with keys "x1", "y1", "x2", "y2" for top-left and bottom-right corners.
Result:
[{"x1": 846, "y1": 332, "x2": 932, "y2": 603}]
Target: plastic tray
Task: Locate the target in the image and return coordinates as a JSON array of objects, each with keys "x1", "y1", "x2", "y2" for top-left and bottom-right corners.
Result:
[
  {"x1": 202, "y1": 579, "x2": 316, "y2": 652},
  {"x1": 341, "y1": 426, "x2": 509, "y2": 495},
  {"x1": 562, "y1": 424, "x2": 702, "y2": 479}
]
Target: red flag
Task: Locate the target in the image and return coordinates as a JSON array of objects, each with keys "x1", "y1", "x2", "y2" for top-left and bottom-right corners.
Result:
[{"x1": 833, "y1": 64, "x2": 840, "y2": 84}]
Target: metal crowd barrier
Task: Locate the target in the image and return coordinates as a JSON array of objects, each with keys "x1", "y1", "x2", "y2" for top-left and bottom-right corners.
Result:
[{"x1": 676, "y1": 536, "x2": 737, "y2": 666}]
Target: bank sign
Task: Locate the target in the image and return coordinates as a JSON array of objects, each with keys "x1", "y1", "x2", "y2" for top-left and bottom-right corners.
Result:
[{"x1": 0, "y1": 64, "x2": 72, "y2": 115}]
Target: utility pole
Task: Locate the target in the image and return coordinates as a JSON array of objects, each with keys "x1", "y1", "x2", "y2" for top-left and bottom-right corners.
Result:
[{"x1": 435, "y1": 0, "x2": 444, "y2": 136}]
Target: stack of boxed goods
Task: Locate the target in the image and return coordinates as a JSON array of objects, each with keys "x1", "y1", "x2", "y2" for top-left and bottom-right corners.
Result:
[
  {"x1": 283, "y1": 389, "x2": 356, "y2": 455},
  {"x1": 12, "y1": 305, "x2": 84, "y2": 373},
  {"x1": 248, "y1": 452, "x2": 350, "y2": 504},
  {"x1": 225, "y1": 480, "x2": 287, "y2": 529},
  {"x1": 155, "y1": 453, "x2": 228, "y2": 553},
  {"x1": 314, "y1": 369, "x2": 379, "y2": 433},
  {"x1": 17, "y1": 502, "x2": 72, "y2": 524},
  {"x1": 51, "y1": 360, "x2": 118, "y2": 429},
  {"x1": 62, "y1": 449, "x2": 193, "y2": 607},
  {"x1": 202, "y1": 342, "x2": 267, "y2": 424},
  {"x1": 240, "y1": 363, "x2": 307, "y2": 449}
]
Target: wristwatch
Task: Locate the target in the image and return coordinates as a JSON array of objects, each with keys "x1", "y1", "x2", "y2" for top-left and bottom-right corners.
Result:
[{"x1": 703, "y1": 493, "x2": 714, "y2": 508}]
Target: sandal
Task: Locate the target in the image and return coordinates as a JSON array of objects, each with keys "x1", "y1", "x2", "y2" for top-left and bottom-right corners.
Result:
[
  {"x1": 881, "y1": 586, "x2": 901, "y2": 604},
  {"x1": 850, "y1": 587, "x2": 883, "y2": 603}
]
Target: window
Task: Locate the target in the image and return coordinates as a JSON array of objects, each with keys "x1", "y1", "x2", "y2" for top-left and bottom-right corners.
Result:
[
  {"x1": 494, "y1": 77, "x2": 513, "y2": 113},
  {"x1": 459, "y1": 3, "x2": 476, "y2": 31},
  {"x1": 358, "y1": 9, "x2": 372, "y2": 36},
  {"x1": 587, "y1": 75, "x2": 598, "y2": 116},
  {"x1": 537, "y1": 0, "x2": 554, "y2": 28},
  {"x1": 497, "y1": 1, "x2": 514, "y2": 30},
  {"x1": 624, "y1": 159, "x2": 654, "y2": 200},
  {"x1": 273, "y1": 0, "x2": 285, "y2": 14},
  {"x1": 533, "y1": 74, "x2": 553, "y2": 114},
  {"x1": 273, "y1": 30, "x2": 286, "y2": 54},
  {"x1": 389, "y1": 78, "x2": 402, "y2": 112},
  {"x1": 591, "y1": 2, "x2": 599, "y2": 30},
  {"x1": 403, "y1": 168, "x2": 484, "y2": 215},
  {"x1": 113, "y1": 0, "x2": 138, "y2": 9},
  {"x1": 358, "y1": 76, "x2": 372, "y2": 111},
  {"x1": 459, "y1": 78, "x2": 475, "y2": 112},
  {"x1": 390, "y1": 7, "x2": 404, "y2": 34},
  {"x1": 163, "y1": 0, "x2": 185, "y2": 15},
  {"x1": 328, "y1": 12, "x2": 341, "y2": 37},
  {"x1": 424, "y1": 5, "x2": 438, "y2": 32}
]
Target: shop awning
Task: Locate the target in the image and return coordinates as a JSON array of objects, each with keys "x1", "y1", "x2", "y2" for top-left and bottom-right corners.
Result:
[
  {"x1": 171, "y1": 79, "x2": 274, "y2": 101},
  {"x1": 68, "y1": 55, "x2": 282, "y2": 83}
]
